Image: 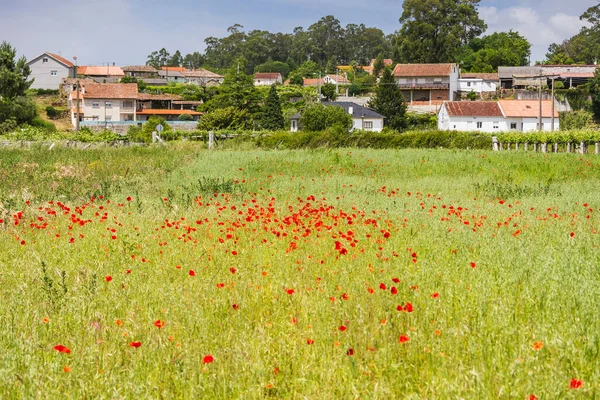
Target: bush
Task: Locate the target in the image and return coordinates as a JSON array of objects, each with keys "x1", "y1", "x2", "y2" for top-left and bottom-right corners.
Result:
[
  {"x1": 45, "y1": 106, "x2": 60, "y2": 119},
  {"x1": 197, "y1": 107, "x2": 252, "y2": 130},
  {"x1": 348, "y1": 84, "x2": 361, "y2": 97},
  {"x1": 299, "y1": 103, "x2": 353, "y2": 132},
  {"x1": 178, "y1": 113, "x2": 194, "y2": 121},
  {"x1": 29, "y1": 116, "x2": 57, "y2": 131}
]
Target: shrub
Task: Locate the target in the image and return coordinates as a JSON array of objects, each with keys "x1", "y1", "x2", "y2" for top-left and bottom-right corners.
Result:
[
  {"x1": 348, "y1": 84, "x2": 361, "y2": 97},
  {"x1": 299, "y1": 103, "x2": 353, "y2": 132},
  {"x1": 178, "y1": 113, "x2": 194, "y2": 121},
  {"x1": 45, "y1": 106, "x2": 60, "y2": 119}
]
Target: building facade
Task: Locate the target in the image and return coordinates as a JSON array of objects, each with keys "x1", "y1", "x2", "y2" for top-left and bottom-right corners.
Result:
[
  {"x1": 393, "y1": 63, "x2": 460, "y2": 105},
  {"x1": 27, "y1": 52, "x2": 76, "y2": 90}
]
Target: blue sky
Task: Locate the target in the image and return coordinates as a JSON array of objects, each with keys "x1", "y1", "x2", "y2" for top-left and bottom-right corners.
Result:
[{"x1": 0, "y1": 0, "x2": 593, "y2": 66}]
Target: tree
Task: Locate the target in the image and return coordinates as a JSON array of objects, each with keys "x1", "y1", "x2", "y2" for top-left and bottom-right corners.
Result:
[
  {"x1": 589, "y1": 67, "x2": 600, "y2": 121},
  {"x1": 262, "y1": 85, "x2": 285, "y2": 130},
  {"x1": 373, "y1": 53, "x2": 385, "y2": 77},
  {"x1": 348, "y1": 83, "x2": 361, "y2": 97},
  {"x1": 367, "y1": 68, "x2": 406, "y2": 130},
  {"x1": 394, "y1": 0, "x2": 486, "y2": 63},
  {"x1": 458, "y1": 31, "x2": 531, "y2": 72},
  {"x1": 197, "y1": 106, "x2": 252, "y2": 130},
  {"x1": 255, "y1": 61, "x2": 291, "y2": 79},
  {"x1": 168, "y1": 50, "x2": 184, "y2": 67},
  {"x1": 325, "y1": 56, "x2": 338, "y2": 74},
  {"x1": 146, "y1": 48, "x2": 170, "y2": 68},
  {"x1": 299, "y1": 103, "x2": 353, "y2": 132},
  {"x1": 321, "y1": 83, "x2": 338, "y2": 101},
  {"x1": 183, "y1": 52, "x2": 206, "y2": 70},
  {"x1": 0, "y1": 41, "x2": 36, "y2": 130}
]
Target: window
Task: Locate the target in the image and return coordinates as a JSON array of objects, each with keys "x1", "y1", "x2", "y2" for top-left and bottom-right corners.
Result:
[
  {"x1": 433, "y1": 77, "x2": 443, "y2": 83},
  {"x1": 476, "y1": 122, "x2": 483, "y2": 129},
  {"x1": 43, "y1": 58, "x2": 48, "y2": 63},
  {"x1": 510, "y1": 123, "x2": 517, "y2": 130},
  {"x1": 123, "y1": 101, "x2": 133, "y2": 109},
  {"x1": 105, "y1": 102, "x2": 112, "y2": 108},
  {"x1": 92, "y1": 102, "x2": 100, "y2": 108},
  {"x1": 364, "y1": 121, "x2": 373, "y2": 129},
  {"x1": 493, "y1": 121, "x2": 499, "y2": 129},
  {"x1": 105, "y1": 116, "x2": 112, "y2": 121},
  {"x1": 467, "y1": 82, "x2": 471, "y2": 87},
  {"x1": 51, "y1": 70, "x2": 57, "y2": 76}
]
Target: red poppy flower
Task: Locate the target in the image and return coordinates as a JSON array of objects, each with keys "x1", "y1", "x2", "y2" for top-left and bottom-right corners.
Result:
[
  {"x1": 346, "y1": 348, "x2": 355, "y2": 356},
  {"x1": 232, "y1": 304, "x2": 240, "y2": 310},
  {"x1": 230, "y1": 267, "x2": 237, "y2": 274},
  {"x1": 216, "y1": 283, "x2": 225, "y2": 288},
  {"x1": 341, "y1": 293, "x2": 349, "y2": 300},
  {"x1": 390, "y1": 287, "x2": 398, "y2": 295},
  {"x1": 154, "y1": 320, "x2": 165, "y2": 329},
  {"x1": 569, "y1": 378, "x2": 583, "y2": 389},
  {"x1": 189, "y1": 270, "x2": 195, "y2": 277},
  {"x1": 203, "y1": 355, "x2": 214, "y2": 364},
  {"x1": 126, "y1": 196, "x2": 132, "y2": 202},
  {"x1": 470, "y1": 262, "x2": 476, "y2": 269},
  {"x1": 392, "y1": 277, "x2": 400, "y2": 283},
  {"x1": 306, "y1": 339, "x2": 315, "y2": 345},
  {"x1": 105, "y1": 276, "x2": 112, "y2": 282},
  {"x1": 570, "y1": 232, "x2": 575, "y2": 238},
  {"x1": 431, "y1": 292, "x2": 439, "y2": 298},
  {"x1": 338, "y1": 325, "x2": 347, "y2": 332},
  {"x1": 126, "y1": 269, "x2": 131, "y2": 274},
  {"x1": 379, "y1": 283, "x2": 387, "y2": 290},
  {"x1": 528, "y1": 395, "x2": 538, "y2": 400},
  {"x1": 398, "y1": 335, "x2": 410, "y2": 343},
  {"x1": 54, "y1": 345, "x2": 71, "y2": 354},
  {"x1": 404, "y1": 302, "x2": 413, "y2": 313},
  {"x1": 129, "y1": 341, "x2": 142, "y2": 348},
  {"x1": 286, "y1": 289, "x2": 295, "y2": 295}
]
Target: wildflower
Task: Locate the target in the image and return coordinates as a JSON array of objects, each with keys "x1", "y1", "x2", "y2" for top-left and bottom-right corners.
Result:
[
  {"x1": 528, "y1": 395, "x2": 538, "y2": 400},
  {"x1": 129, "y1": 341, "x2": 142, "y2": 348},
  {"x1": 105, "y1": 276, "x2": 112, "y2": 282},
  {"x1": 470, "y1": 262, "x2": 476, "y2": 269},
  {"x1": 569, "y1": 378, "x2": 583, "y2": 389},
  {"x1": 338, "y1": 325, "x2": 347, "y2": 332},
  {"x1": 42, "y1": 317, "x2": 50, "y2": 324},
  {"x1": 203, "y1": 355, "x2": 214, "y2": 364},
  {"x1": 392, "y1": 277, "x2": 400, "y2": 283},
  {"x1": 189, "y1": 270, "x2": 196, "y2": 277},
  {"x1": 286, "y1": 289, "x2": 295, "y2": 295},
  {"x1": 306, "y1": 339, "x2": 315, "y2": 345},
  {"x1": 63, "y1": 366, "x2": 71, "y2": 373},
  {"x1": 54, "y1": 345, "x2": 71, "y2": 354},
  {"x1": 431, "y1": 292, "x2": 440, "y2": 298},
  {"x1": 115, "y1": 319, "x2": 123, "y2": 326},
  {"x1": 570, "y1": 232, "x2": 575, "y2": 238},
  {"x1": 379, "y1": 283, "x2": 387, "y2": 290},
  {"x1": 230, "y1": 267, "x2": 237, "y2": 274},
  {"x1": 398, "y1": 335, "x2": 410, "y2": 343},
  {"x1": 346, "y1": 348, "x2": 355, "y2": 356},
  {"x1": 341, "y1": 293, "x2": 349, "y2": 300},
  {"x1": 532, "y1": 341, "x2": 544, "y2": 351},
  {"x1": 154, "y1": 320, "x2": 165, "y2": 329},
  {"x1": 232, "y1": 304, "x2": 240, "y2": 310}
]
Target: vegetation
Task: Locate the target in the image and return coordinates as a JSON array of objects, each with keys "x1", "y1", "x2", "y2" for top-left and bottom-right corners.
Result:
[
  {"x1": 197, "y1": 107, "x2": 252, "y2": 131},
  {"x1": 0, "y1": 146, "x2": 598, "y2": 398},
  {"x1": 261, "y1": 85, "x2": 285, "y2": 130},
  {"x1": 299, "y1": 104, "x2": 353, "y2": 132},
  {"x1": 368, "y1": 68, "x2": 407, "y2": 130},
  {"x1": 320, "y1": 83, "x2": 338, "y2": 101},
  {"x1": 589, "y1": 67, "x2": 600, "y2": 122},
  {"x1": 458, "y1": 31, "x2": 531, "y2": 72}
]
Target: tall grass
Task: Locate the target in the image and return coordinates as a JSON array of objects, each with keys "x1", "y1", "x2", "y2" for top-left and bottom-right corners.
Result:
[{"x1": 0, "y1": 146, "x2": 598, "y2": 398}]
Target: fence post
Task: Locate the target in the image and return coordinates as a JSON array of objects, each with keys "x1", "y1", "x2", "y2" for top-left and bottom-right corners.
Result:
[
  {"x1": 208, "y1": 131, "x2": 215, "y2": 150},
  {"x1": 554, "y1": 143, "x2": 558, "y2": 153},
  {"x1": 580, "y1": 142, "x2": 586, "y2": 155},
  {"x1": 567, "y1": 142, "x2": 572, "y2": 153},
  {"x1": 541, "y1": 143, "x2": 547, "y2": 153},
  {"x1": 533, "y1": 143, "x2": 538, "y2": 152},
  {"x1": 524, "y1": 142, "x2": 529, "y2": 151},
  {"x1": 516, "y1": 142, "x2": 520, "y2": 150},
  {"x1": 596, "y1": 142, "x2": 599, "y2": 155}
]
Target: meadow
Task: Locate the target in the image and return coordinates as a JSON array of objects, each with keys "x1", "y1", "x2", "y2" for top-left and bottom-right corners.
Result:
[{"x1": 0, "y1": 144, "x2": 599, "y2": 399}]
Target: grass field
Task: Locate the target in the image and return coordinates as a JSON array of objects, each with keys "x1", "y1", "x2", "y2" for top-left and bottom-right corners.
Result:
[{"x1": 1, "y1": 144, "x2": 599, "y2": 398}]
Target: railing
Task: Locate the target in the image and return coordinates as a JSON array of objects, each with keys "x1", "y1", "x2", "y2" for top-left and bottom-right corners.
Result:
[{"x1": 80, "y1": 120, "x2": 198, "y2": 127}]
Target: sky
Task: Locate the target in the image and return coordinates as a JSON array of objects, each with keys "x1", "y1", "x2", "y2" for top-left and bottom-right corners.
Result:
[{"x1": 0, "y1": 0, "x2": 594, "y2": 67}]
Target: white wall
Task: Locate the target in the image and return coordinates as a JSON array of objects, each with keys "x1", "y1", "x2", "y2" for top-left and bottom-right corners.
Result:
[
  {"x1": 458, "y1": 79, "x2": 498, "y2": 94},
  {"x1": 449, "y1": 65, "x2": 459, "y2": 101},
  {"x1": 438, "y1": 112, "x2": 507, "y2": 132},
  {"x1": 72, "y1": 97, "x2": 136, "y2": 126},
  {"x1": 353, "y1": 118, "x2": 383, "y2": 132},
  {"x1": 28, "y1": 56, "x2": 73, "y2": 90}
]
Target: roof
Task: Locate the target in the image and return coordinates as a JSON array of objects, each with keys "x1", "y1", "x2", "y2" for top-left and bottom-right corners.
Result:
[
  {"x1": 172, "y1": 100, "x2": 203, "y2": 105},
  {"x1": 393, "y1": 63, "x2": 456, "y2": 77},
  {"x1": 122, "y1": 65, "x2": 158, "y2": 73},
  {"x1": 141, "y1": 78, "x2": 169, "y2": 85},
  {"x1": 303, "y1": 78, "x2": 324, "y2": 86},
  {"x1": 443, "y1": 101, "x2": 503, "y2": 117},
  {"x1": 559, "y1": 72, "x2": 594, "y2": 78},
  {"x1": 498, "y1": 66, "x2": 542, "y2": 79},
  {"x1": 326, "y1": 74, "x2": 350, "y2": 84},
  {"x1": 161, "y1": 66, "x2": 188, "y2": 72},
  {"x1": 78, "y1": 66, "x2": 125, "y2": 77},
  {"x1": 398, "y1": 83, "x2": 449, "y2": 90},
  {"x1": 182, "y1": 69, "x2": 223, "y2": 78},
  {"x1": 370, "y1": 58, "x2": 393, "y2": 67},
  {"x1": 47, "y1": 53, "x2": 75, "y2": 68},
  {"x1": 158, "y1": 70, "x2": 184, "y2": 78},
  {"x1": 136, "y1": 109, "x2": 202, "y2": 116},
  {"x1": 323, "y1": 102, "x2": 384, "y2": 119},
  {"x1": 254, "y1": 73, "x2": 282, "y2": 80},
  {"x1": 137, "y1": 93, "x2": 183, "y2": 101},
  {"x1": 498, "y1": 100, "x2": 559, "y2": 118},
  {"x1": 71, "y1": 83, "x2": 138, "y2": 100},
  {"x1": 461, "y1": 73, "x2": 499, "y2": 81}
]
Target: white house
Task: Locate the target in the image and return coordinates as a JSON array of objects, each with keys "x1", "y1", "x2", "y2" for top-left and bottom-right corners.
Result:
[
  {"x1": 254, "y1": 73, "x2": 283, "y2": 86},
  {"x1": 69, "y1": 83, "x2": 138, "y2": 126},
  {"x1": 77, "y1": 65, "x2": 125, "y2": 83},
  {"x1": 323, "y1": 74, "x2": 350, "y2": 85},
  {"x1": 458, "y1": 73, "x2": 498, "y2": 95},
  {"x1": 183, "y1": 69, "x2": 224, "y2": 86},
  {"x1": 438, "y1": 100, "x2": 559, "y2": 132},
  {"x1": 290, "y1": 102, "x2": 384, "y2": 132},
  {"x1": 27, "y1": 52, "x2": 77, "y2": 90}
]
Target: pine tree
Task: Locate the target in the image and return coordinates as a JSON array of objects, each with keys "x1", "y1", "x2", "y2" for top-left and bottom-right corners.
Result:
[
  {"x1": 262, "y1": 85, "x2": 285, "y2": 130},
  {"x1": 367, "y1": 67, "x2": 406, "y2": 131},
  {"x1": 373, "y1": 53, "x2": 385, "y2": 77}
]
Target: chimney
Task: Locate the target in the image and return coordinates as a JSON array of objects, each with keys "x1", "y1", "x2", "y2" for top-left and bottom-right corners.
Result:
[
  {"x1": 348, "y1": 106, "x2": 353, "y2": 115},
  {"x1": 113, "y1": 62, "x2": 115, "y2": 67}
]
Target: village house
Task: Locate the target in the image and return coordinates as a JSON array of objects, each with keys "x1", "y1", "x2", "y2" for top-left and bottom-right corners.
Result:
[
  {"x1": 458, "y1": 73, "x2": 498, "y2": 96},
  {"x1": 69, "y1": 83, "x2": 201, "y2": 127},
  {"x1": 122, "y1": 65, "x2": 159, "y2": 79},
  {"x1": 254, "y1": 72, "x2": 283, "y2": 86},
  {"x1": 27, "y1": 52, "x2": 77, "y2": 90},
  {"x1": 393, "y1": 63, "x2": 460, "y2": 105},
  {"x1": 437, "y1": 100, "x2": 559, "y2": 132},
  {"x1": 323, "y1": 74, "x2": 351, "y2": 85},
  {"x1": 157, "y1": 70, "x2": 185, "y2": 84},
  {"x1": 364, "y1": 58, "x2": 393, "y2": 75},
  {"x1": 182, "y1": 69, "x2": 224, "y2": 86},
  {"x1": 290, "y1": 102, "x2": 384, "y2": 133},
  {"x1": 499, "y1": 65, "x2": 597, "y2": 90},
  {"x1": 78, "y1": 65, "x2": 125, "y2": 83}
]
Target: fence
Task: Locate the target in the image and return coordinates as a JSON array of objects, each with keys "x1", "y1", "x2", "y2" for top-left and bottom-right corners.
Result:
[{"x1": 492, "y1": 136, "x2": 600, "y2": 155}]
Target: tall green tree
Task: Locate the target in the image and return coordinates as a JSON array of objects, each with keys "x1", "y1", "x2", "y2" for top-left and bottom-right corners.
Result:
[
  {"x1": 0, "y1": 42, "x2": 36, "y2": 131},
  {"x1": 367, "y1": 68, "x2": 406, "y2": 130},
  {"x1": 458, "y1": 31, "x2": 531, "y2": 72},
  {"x1": 589, "y1": 67, "x2": 600, "y2": 121},
  {"x1": 168, "y1": 50, "x2": 184, "y2": 67},
  {"x1": 321, "y1": 83, "x2": 338, "y2": 101},
  {"x1": 299, "y1": 103, "x2": 353, "y2": 132},
  {"x1": 146, "y1": 48, "x2": 171, "y2": 68},
  {"x1": 373, "y1": 53, "x2": 385, "y2": 77},
  {"x1": 183, "y1": 52, "x2": 206, "y2": 69},
  {"x1": 262, "y1": 85, "x2": 285, "y2": 130},
  {"x1": 394, "y1": 0, "x2": 486, "y2": 63}
]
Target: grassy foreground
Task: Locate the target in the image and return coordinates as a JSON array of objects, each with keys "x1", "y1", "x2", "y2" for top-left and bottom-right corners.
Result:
[{"x1": 0, "y1": 144, "x2": 599, "y2": 399}]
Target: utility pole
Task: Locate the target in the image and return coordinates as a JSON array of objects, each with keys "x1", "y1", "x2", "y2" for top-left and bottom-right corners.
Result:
[
  {"x1": 538, "y1": 77, "x2": 542, "y2": 131},
  {"x1": 335, "y1": 68, "x2": 339, "y2": 98},
  {"x1": 74, "y1": 56, "x2": 80, "y2": 131},
  {"x1": 551, "y1": 77, "x2": 556, "y2": 131}
]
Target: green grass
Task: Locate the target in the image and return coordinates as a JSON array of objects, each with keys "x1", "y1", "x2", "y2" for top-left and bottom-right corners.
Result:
[{"x1": 0, "y1": 145, "x2": 599, "y2": 398}]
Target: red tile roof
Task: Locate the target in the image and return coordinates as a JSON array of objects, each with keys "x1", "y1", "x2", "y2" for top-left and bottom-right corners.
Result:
[
  {"x1": 254, "y1": 73, "x2": 282, "y2": 80},
  {"x1": 303, "y1": 78, "x2": 324, "y2": 86},
  {"x1": 137, "y1": 109, "x2": 202, "y2": 116},
  {"x1": 327, "y1": 74, "x2": 350, "y2": 84},
  {"x1": 182, "y1": 69, "x2": 223, "y2": 78},
  {"x1": 71, "y1": 83, "x2": 138, "y2": 100},
  {"x1": 137, "y1": 93, "x2": 182, "y2": 101},
  {"x1": 47, "y1": 53, "x2": 75, "y2": 68},
  {"x1": 78, "y1": 66, "x2": 125, "y2": 77},
  {"x1": 498, "y1": 100, "x2": 558, "y2": 118},
  {"x1": 161, "y1": 66, "x2": 188, "y2": 72},
  {"x1": 443, "y1": 101, "x2": 503, "y2": 117},
  {"x1": 393, "y1": 63, "x2": 456, "y2": 77},
  {"x1": 122, "y1": 65, "x2": 158, "y2": 73}
]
